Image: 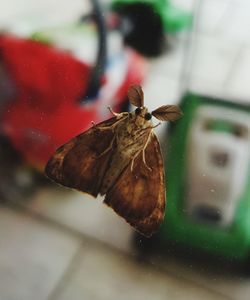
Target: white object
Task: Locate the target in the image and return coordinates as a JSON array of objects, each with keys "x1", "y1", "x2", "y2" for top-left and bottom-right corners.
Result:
[{"x1": 185, "y1": 104, "x2": 250, "y2": 227}]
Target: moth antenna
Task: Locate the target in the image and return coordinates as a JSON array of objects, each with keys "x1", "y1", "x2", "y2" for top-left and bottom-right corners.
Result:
[
  {"x1": 152, "y1": 105, "x2": 183, "y2": 121},
  {"x1": 142, "y1": 132, "x2": 153, "y2": 171},
  {"x1": 127, "y1": 85, "x2": 144, "y2": 107}
]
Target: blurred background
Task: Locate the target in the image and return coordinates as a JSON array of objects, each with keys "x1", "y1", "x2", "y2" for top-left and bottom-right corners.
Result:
[{"x1": 0, "y1": 0, "x2": 250, "y2": 299}]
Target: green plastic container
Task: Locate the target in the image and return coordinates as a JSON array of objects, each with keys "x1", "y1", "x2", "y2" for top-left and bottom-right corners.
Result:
[{"x1": 159, "y1": 93, "x2": 250, "y2": 261}]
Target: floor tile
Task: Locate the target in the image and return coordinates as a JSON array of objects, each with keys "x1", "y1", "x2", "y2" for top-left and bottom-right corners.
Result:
[
  {"x1": 52, "y1": 241, "x2": 226, "y2": 300},
  {"x1": 27, "y1": 187, "x2": 134, "y2": 252},
  {"x1": 0, "y1": 206, "x2": 81, "y2": 300}
]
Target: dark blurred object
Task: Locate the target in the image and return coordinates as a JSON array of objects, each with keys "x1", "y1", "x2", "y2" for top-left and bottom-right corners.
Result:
[
  {"x1": 110, "y1": 0, "x2": 192, "y2": 57},
  {"x1": 133, "y1": 232, "x2": 250, "y2": 275},
  {"x1": 0, "y1": 135, "x2": 40, "y2": 203},
  {"x1": 0, "y1": 51, "x2": 16, "y2": 118},
  {"x1": 82, "y1": 0, "x2": 107, "y2": 100},
  {"x1": 112, "y1": 3, "x2": 166, "y2": 57}
]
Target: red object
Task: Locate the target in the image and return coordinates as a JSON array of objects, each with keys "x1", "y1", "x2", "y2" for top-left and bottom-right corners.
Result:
[{"x1": 0, "y1": 34, "x2": 145, "y2": 169}]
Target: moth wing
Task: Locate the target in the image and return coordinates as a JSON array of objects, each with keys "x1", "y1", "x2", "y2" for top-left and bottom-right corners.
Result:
[
  {"x1": 104, "y1": 132, "x2": 165, "y2": 237},
  {"x1": 45, "y1": 116, "x2": 127, "y2": 197}
]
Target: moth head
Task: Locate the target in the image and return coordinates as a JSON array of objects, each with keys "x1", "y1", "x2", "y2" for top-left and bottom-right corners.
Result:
[
  {"x1": 128, "y1": 84, "x2": 183, "y2": 122},
  {"x1": 135, "y1": 106, "x2": 152, "y2": 121}
]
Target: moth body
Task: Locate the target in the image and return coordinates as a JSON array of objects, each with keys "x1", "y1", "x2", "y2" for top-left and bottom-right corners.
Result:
[
  {"x1": 100, "y1": 109, "x2": 152, "y2": 194},
  {"x1": 45, "y1": 85, "x2": 182, "y2": 237}
]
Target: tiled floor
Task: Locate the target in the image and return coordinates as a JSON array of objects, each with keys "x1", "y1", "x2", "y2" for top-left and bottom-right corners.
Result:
[
  {"x1": 1, "y1": 0, "x2": 250, "y2": 299},
  {"x1": 0, "y1": 206, "x2": 81, "y2": 300},
  {"x1": 2, "y1": 185, "x2": 250, "y2": 300},
  {"x1": 49, "y1": 242, "x2": 227, "y2": 300}
]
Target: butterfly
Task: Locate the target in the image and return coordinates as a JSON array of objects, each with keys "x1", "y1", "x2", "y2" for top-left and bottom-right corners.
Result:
[{"x1": 45, "y1": 85, "x2": 182, "y2": 237}]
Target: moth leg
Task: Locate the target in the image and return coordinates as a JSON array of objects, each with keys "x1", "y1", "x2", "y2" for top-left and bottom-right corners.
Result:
[
  {"x1": 130, "y1": 150, "x2": 151, "y2": 173},
  {"x1": 130, "y1": 156, "x2": 136, "y2": 172},
  {"x1": 129, "y1": 129, "x2": 153, "y2": 171},
  {"x1": 149, "y1": 122, "x2": 161, "y2": 129},
  {"x1": 139, "y1": 123, "x2": 161, "y2": 133},
  {"x1": 98, "y1": 116, "x2": 128, "y2": 131},
  {"x1": 96, "y1": 135, "x2": 116, "y2": 158},
  {"x1": 130, "y1": 129, "x2": 153, "y2": 172},
  {"x1": 130, "y1": 150, "x2": 139, "y2": 172},
  {"x1": 142, "y1": 151, "x2": 152, "y2": 171},
  {"x1": 142, "y1": 133, "x2": 153, "y2": 171}
]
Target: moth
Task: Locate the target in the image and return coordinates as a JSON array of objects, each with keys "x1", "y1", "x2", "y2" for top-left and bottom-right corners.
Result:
[{"x1": 45, "y1": 85, "x2": 182, "y2": 237}]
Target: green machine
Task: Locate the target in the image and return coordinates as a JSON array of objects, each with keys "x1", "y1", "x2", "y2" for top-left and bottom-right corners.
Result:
[
  {"x1": 160, "y1": 93, "x2": 250, "y2": 261},
  {"x1": 112, "y1": 1, "x2": 250, "y2": 262},
  {"x1": 111, "y1": 0, "x2": 192, "y2": 56}
]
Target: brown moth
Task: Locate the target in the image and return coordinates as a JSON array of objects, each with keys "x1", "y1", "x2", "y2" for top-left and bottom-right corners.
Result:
[{"x1": 45, "y1": 85, "x2": 182, "y2": 237}]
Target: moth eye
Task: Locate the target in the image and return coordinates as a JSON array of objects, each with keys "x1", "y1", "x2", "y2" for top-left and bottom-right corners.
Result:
[
  {"x1": 135, "y1": 107, "x2": 142, "y2": 115},
  {"x1": 145, "y1": 113, "x2": 152, "y2": 120}
]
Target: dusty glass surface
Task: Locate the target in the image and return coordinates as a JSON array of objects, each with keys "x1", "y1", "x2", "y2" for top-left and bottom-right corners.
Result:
[{"x1": 0, "y1": 0, "x2": 250, "y2": 299}]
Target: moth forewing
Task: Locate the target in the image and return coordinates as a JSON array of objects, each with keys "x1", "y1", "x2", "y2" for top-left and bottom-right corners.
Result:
[
  {"x1": 45, "y1": 115, "x2": 128, "y2": 197},
  {"x1": 104, "y1": 132, "x2": 165, "y2": 237}
]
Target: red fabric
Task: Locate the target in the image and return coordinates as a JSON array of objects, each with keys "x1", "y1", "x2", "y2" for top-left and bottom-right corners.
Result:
[
  {"x1": 0, "y1": 34, "x2": 145, "y2": 168},
  {"x1": 0, "y1": 35, "x2": 96, "y2": 167},
  {"x1": 0, "y1": 35, "x2": 90, "y2": 110}
]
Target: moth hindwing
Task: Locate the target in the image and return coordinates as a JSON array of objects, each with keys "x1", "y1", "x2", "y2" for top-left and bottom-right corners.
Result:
[{"x1": 45, "y1": 85, "x2": 183, "y2": 237}]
